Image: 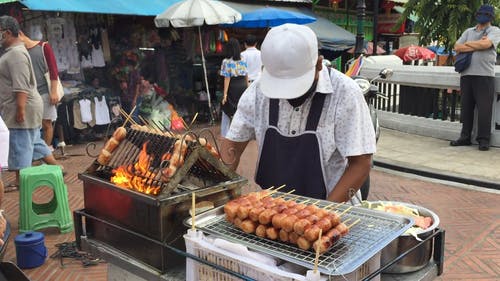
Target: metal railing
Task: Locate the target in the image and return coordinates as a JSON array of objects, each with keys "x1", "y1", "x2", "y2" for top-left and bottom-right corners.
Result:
[{"x1": 359, "y1": 64, "x2": 500, "y2": 146}]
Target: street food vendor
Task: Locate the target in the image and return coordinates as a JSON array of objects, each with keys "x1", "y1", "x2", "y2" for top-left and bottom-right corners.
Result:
[{"x1": 220, "y1": 24, "x2": 376, "y2": 203}]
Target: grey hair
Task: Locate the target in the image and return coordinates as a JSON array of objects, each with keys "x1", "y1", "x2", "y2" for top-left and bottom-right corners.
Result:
[{"x1": 0, "y1": 16, "x2": 20, "y2": 37}]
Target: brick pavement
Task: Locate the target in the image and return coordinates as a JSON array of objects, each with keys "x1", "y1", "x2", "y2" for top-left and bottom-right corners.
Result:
[{"x1": 0, "y1": 136, "x2": 498, "y2": 281}]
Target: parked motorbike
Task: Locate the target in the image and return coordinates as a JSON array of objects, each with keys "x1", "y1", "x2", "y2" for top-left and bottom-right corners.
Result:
[{"x1": 352, "y1": 68, "x2": 393, "y2": 200}]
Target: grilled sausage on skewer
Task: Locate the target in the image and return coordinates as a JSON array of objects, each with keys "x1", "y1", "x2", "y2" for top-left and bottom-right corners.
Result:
[
  {"x1": 240, "y1": 219, "x2": 258, "y2": 234},
  {"x1": 266, "y1": 226, "x2": 279, "y2": 240},
  {"x1": 259, "y1": 209, "x2": 277, "y2": 225},
  {"x1": 279, "y1": 229, "x2": 289, "y2": 242},
  {"x1": 297, "y1": 236, "x2": 312, "y2": 250},
  {"x1": 255, "y1": 224, "x2": 267, "y2": 238}
]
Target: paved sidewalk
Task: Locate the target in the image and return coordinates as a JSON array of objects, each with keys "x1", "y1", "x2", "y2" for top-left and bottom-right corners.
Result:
[{"x1": 375, "y1": 127, "x2": 500, "y2": 187}]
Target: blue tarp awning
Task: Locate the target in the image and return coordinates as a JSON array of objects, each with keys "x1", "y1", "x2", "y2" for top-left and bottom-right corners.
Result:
[
  {"x1": 19, "y1": 0, "x2": 181, "y2": 16},
  {"x1": 221, "y1": 1, "x2": 355, "y2": 51}
]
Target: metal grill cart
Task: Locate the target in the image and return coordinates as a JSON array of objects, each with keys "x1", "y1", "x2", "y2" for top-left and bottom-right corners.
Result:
[
  {"x1": 75, "y1": 192, "x2": 445, "y2": 281},
  {"x1": 74, "y1": 127, "x2": 247, "y2": 272}
]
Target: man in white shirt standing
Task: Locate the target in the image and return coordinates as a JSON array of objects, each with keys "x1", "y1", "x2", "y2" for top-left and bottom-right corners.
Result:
[
  {"x1": 221, "y1": 24, "x2": 376, "y2": 203},
  {"x1": 240, "y1": 34, "x2": 262, "y2": 83}
]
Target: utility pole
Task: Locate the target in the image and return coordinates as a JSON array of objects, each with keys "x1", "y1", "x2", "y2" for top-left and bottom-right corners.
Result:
[
  {"x1": 354, "y1": 0, "x2": 366, "y2": 57},
  {"x1": 372, "y1": 0, "x2": 379, "y2": 55}
]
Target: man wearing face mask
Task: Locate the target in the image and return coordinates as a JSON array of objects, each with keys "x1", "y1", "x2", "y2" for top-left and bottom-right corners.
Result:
[
  {"x1": 220, "y1": 24, "x2": 376, "y2": 203},
  {"x1": 0, "y1": 16, "x2": 46, "y2": 185},
  {"x1": 450, "y1": 5, "x2": 500, "y2": 151}
]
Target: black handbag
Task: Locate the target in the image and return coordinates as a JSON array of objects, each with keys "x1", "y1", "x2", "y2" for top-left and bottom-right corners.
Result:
[
  {"x1": 454, "y1": 52, "x2": 473, "y2": 73},
  {"x1": 221, "y1": 99, "x2": 237, "y2": 118}
]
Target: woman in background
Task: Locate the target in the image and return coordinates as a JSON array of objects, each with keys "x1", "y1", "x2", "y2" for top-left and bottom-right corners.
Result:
[
  {"x1": 19, "y1": 31, "x2": 60, "y2": 150},
  {"x1": 220, "y1": 38, "x2": 248, "y2": 137}
]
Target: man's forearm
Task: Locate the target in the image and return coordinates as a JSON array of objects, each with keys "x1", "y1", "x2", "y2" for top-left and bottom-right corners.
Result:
[
  {"x1": 326, "y1": 154, "x2": 372, "y2": 202},
  {"x1": 220, "y1": 138, "x2": 249, "y2": 170},
  {"x1": 465, "y1": 39, "x2": 493, "y2": 50},
  {"x1": 454, "y1": 43, "x2": 475, "y2": 53}
]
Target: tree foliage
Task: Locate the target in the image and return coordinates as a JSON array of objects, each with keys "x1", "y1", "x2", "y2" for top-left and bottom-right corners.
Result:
[{"x1": 398, "y1": 0, "x2": 500, "y2": 53}]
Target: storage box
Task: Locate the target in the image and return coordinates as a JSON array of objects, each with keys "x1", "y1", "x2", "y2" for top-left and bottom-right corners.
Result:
[{"x1": 184, "y1": 230, "x2": 381, "y2": 281}]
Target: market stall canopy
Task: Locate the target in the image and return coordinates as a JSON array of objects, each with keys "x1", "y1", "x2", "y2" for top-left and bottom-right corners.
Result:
[
  {"x1": 220, "y1": 1, "x2": 355, "y2": 51},
  {"x1": 155, "y1": 0, "x2": 242, "y2": 124},
  {"x1": 17, "y1": 0, "x2": 182, "y2": 16},
  {"x1": 226, "y1": 7, "x2": 316, "y2": 28}
]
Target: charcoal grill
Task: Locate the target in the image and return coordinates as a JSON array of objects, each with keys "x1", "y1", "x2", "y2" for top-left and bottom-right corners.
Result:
[{"x1": 76, "y1": 127, "x2": 246, "y2": 272}]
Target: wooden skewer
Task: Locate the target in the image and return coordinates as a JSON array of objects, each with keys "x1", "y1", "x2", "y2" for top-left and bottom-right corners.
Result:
[
  {"x1": 191, "y1": 192, "x2": 196, "y2": 231},
  {"x1": 325, "y1": 202, "x2": 343, "y2": 211},
  {"x1": 120, "y1": 106, "x2": 138, "y2": 126},
  {"x1": 276, "y1": 189, "x2": 295, "y2": 199},
  {"x1": 263, "y1": 185, "x2": 286, "y2": 197},
  {"x1": 314, "y1": 228, "x2": 323, "y2": 274},
  {"x1": 342, "y1": 218, "x2": 352, "y2": 224},
  {"x1": 273, "y1": 184, "x2": 286, "y2": 192},
  {"x1": 338, "y1": 206, "x2": 353, "y2": 217},
  {"x1": 181, "y1": 116, "x2": 190, "y2": 130},
  {"x1": 266, "y1": 186, "x2": 276, "y2": 190},
  {"x1": 347, "y1": 218, "x2": 361, "y2": 229},
  {"x1": 300, "y1": 199, "x2": 312, "y2": 205},
  {"x1": 190, "y1": 112, "x2": 199, "y2": 127},
  {"x1": 311, "y1": 200, "x2": 321, "y2": 206}
]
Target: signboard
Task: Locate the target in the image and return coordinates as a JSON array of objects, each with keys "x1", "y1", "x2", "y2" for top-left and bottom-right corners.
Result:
[{"x1": 378, "y1": 14, "x2": 405, "y2": 34}]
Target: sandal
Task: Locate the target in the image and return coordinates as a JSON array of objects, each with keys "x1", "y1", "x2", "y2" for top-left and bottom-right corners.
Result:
[{"x1": 4, "y1": 183, "x2": 18, "y2": 193}]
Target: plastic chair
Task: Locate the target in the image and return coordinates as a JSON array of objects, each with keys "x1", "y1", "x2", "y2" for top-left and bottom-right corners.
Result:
[{"x1": 19, "y1": 165, "x2": 73, "y2": 233}]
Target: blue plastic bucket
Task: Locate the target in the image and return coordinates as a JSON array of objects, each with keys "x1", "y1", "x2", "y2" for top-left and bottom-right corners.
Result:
[{"x1": 14, "y1": 232, "x2": 47, "y2": 269}]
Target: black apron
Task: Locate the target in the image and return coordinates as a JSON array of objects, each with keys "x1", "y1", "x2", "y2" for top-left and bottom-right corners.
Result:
[{"x1": 255, "y1": 93, "x2": 328, "y2": 199}]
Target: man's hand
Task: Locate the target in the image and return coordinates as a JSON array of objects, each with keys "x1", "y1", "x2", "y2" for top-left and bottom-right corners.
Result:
[
  {"x1": 15, "y1": 91, "x2": 28, "y2": 124},
  {"x1": 49, "y1": 80, "x2": 60, "y2": 105},
  {"x1": 454, "y1": 43, "x2": 475, "y2": 53},
  {"x1": 49, "y1": 92, "x2": 59, "y2": 105},
  {"x1": 222, "y1": 95, "x2": 227, "y2": 105},
  {"x1": 327, "y1": 154, "x2": 372, "y2": 202}
]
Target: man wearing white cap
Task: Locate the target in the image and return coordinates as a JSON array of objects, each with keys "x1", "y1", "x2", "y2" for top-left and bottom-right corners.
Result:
[{"x1": 221, "y1": 24, "x2": 376, "y2": 203}]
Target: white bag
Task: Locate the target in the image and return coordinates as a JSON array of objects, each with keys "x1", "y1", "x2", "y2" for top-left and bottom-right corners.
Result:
[
  {"x1": 0, "y1": 116, "x2": 9, "y2": 168},
  {"x1": 41, "y1": 42, "x2": 64, "y2": 102}
]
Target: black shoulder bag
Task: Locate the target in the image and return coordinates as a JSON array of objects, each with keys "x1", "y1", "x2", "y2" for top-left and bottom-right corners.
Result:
[{"x1": 454, "y1": 27, "x2": 490, "y2": 73}]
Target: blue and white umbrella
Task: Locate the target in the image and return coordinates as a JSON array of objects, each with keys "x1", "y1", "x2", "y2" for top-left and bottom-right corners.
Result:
[{"x1": 227, "y1": 7, "x2": 316, "y2": 28}]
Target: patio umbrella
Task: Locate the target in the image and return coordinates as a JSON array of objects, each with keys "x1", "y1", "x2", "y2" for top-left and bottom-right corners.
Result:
[
  {"x1": 393, "y1": 45, "x2": 436, "y2": 62},
  {"x1": 347, "y1": 41, "x2": 386, "y2": 55},
  {"x1": 155, "y1": 0, "x2": 242, "y2": 124},
  {"x1": 226, "y1": 7, "x2": 316, "y2": 28}
]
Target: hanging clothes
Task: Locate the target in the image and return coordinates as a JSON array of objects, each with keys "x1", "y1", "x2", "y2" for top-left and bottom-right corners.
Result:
[
  {"x1": 79, "y1": 99, "x2": 92, "y2": 123},
  {"x1": 94, "y1": 96, "x2": 110, "y2": 125},
  {"x1": 91, "y1": 46, "x2": 106, "y2": 67}
]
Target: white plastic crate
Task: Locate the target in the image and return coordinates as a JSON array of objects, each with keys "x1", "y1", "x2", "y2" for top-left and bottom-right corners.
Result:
[{"x1": 184, "y1": 230, "x2": 381, "y2": 281}]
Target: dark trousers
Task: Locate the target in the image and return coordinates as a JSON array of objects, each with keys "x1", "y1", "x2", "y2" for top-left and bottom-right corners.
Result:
[{"x1": 459, "y1": 75, "x2": 495, "y2": 143}]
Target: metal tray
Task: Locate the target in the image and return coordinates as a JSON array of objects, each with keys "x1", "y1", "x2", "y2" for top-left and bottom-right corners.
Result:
[{"x1": 184, "y1": 192, "x2": 414, "y2": 275}]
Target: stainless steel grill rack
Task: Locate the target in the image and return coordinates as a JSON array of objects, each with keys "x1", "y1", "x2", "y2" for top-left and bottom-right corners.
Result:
[{"x1": 185, "y1": 192, "x2": 414, "y2": 276}]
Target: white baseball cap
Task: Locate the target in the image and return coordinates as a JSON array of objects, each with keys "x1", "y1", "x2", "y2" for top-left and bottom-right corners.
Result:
[{"x1": 260, "y1": 24, "x2": 319, "y2": 99}]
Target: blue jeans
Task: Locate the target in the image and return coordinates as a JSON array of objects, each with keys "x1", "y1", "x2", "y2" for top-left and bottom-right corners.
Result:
[{"x1": 8, "y1": 127, "x2": 51, "y2": 170}]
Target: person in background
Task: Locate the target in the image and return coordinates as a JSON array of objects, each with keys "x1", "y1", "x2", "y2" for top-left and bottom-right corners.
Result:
[
  {"x1": 220, "y1": 24, "x2": 376, "y2": 203},
  {"x1": 0, "y1": 16, "x2": 62, "y2": 188},
  {"x1": 220, "y1": 38, "x2": 248, "y2": 137},
  {"x1": 241, "y1": 34, "x2": 262, "y2": 84},
  {"x1": 19, "y1": 30, "x2": 60, "y2": 151},
  {"x1": 450, "y1": 4, "x2": 500, "y2": 151}
]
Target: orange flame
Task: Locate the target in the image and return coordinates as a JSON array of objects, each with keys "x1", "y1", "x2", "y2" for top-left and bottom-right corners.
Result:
[{"x1": 111, "y1": 142, "x2": 161, "y2": 195}]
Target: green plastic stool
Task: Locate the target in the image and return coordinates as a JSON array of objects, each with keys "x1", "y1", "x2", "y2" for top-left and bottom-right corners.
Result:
[{"x1": 19, "y1": 165, "x2": 73, "y2": 233}]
